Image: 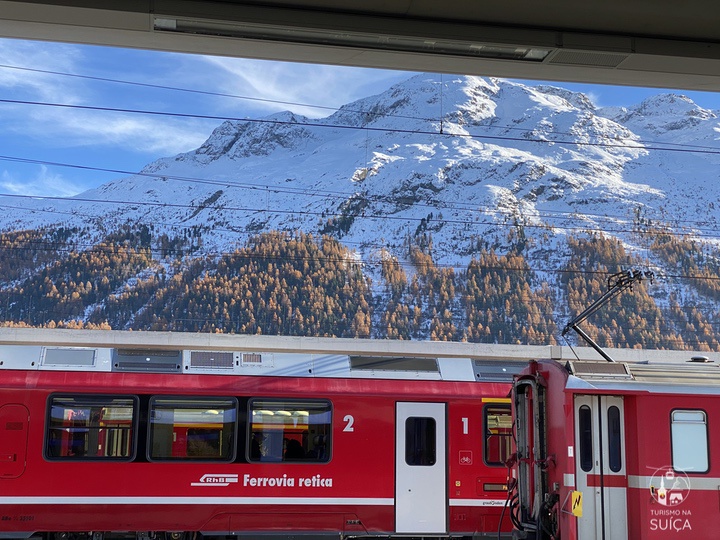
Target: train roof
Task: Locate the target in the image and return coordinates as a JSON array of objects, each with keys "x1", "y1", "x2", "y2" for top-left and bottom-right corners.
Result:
[
  {"x1": 563, "y1": 359, "x2": 720, "y2": 394},
  {"x1": 0, "y1": 327, "x2": 716, "y2": 386},
  {"x1": 0, "y1": 339, "x2": 526, "y2": 383}
]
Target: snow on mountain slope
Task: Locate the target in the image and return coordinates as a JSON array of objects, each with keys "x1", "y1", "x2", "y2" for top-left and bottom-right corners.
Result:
[{"x1": 3, "y1": 73, "x2": 719, "y2": 268}]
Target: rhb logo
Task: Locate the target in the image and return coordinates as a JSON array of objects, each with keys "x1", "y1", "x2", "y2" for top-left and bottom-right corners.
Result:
[{"x1": 191, "y1": 474, "x2": 239, "y2": 487}]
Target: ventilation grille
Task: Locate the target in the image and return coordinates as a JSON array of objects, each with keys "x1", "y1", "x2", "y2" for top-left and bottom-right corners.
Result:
[
  {"x1": 242, "y1": 352, "x2": 264, "y2": 365},
  {"x1": 190, "y1": 351, "x2": 234, "y2": 369},
  {"x1": 548, "y1": 50, "x2": 628, "y2": 68},
  {"x1": 112, "y1": 349, "x2": 182, "y2": 373},
  {"x1": 568, "y1": 361, "x2": 632, "y2": 379}
]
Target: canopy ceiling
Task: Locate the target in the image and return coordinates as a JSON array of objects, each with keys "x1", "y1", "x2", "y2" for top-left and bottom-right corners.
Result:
[{"x1": 2, "y1": 0, "x2": 720, "y2": 90}]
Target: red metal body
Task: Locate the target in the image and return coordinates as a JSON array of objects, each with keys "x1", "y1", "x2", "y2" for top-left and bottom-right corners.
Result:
[
  {"x1": 0, "y1": 367, "x2": 515, "y2": 539},
  {"x1": 510, "y1": 359, "x2": 720, "y2": 540}
]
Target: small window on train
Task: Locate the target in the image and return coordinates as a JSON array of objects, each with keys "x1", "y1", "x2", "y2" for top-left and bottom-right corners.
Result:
[
  {"x1": 148, "y1": 397, "x2": 237, "y2": 461},
  {"x1": 607, "y1": 406, "x2": 622, "y2": 473},
  {"x1": 578, "y1": 405, "x2": 593, "y2": 473},
  {"x1": 671, "y1": 409, "x2": 708, "y2": 473},
  {"x1": 484, "y1": 404, "x2": 512, "y2": 467},
  {"x1": 405, "y1": 417, "x2": 436, "y2": 466},
  {"x1": 248, "y1": 399, "x2": 332, "y2": 463},
  {"x1": 46, "y1": 395, "x2": 137, "y2": 460}
]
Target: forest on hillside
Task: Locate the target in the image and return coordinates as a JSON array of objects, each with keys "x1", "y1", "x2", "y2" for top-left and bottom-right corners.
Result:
[{"x1": 1, "y1": 220, "x2": 720, "y2": 351}]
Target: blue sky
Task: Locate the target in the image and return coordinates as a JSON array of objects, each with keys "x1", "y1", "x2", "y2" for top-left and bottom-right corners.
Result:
[{"x1": 2, "y1": 36, "x2": 720, "y2": 198}]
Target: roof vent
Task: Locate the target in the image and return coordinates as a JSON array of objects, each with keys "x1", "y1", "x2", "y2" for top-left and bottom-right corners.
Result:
[
  {"x1": 567, "y1": 360, "x2": 632, "y2": 379},
  {"x1": 689, "y1": 355, "x2": 711, "y2": 363},
  {"x1": 112, "y1": 349, "x2": 182, "y2": 373},
  {"x1": 190, "y1": 351, "x2": 234, "y2": 369}
]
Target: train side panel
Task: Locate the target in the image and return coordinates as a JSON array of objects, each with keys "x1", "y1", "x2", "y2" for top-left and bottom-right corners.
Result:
[
  {"x1": 0, "y1": 370, "x2": 513, "y2": 539},
  {"x1": 625, "y1": 393, "x2": 720, "y2": 538},
  {"x1": 447, "y1": 399, "x2": 513, "y2": 534}
]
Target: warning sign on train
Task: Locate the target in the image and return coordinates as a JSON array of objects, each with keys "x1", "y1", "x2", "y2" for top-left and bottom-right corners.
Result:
[{"x1": 571, "y1": 491, "x2": 582, "y2": 517}]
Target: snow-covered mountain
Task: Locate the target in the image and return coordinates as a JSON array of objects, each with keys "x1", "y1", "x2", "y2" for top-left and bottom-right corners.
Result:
[{"x1": 5, "y1": 73, "x2": 720, "y2": 269}]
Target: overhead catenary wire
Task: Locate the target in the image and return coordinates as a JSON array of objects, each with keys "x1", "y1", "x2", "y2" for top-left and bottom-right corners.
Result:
[
  {"x1": 5, "y1": 96, "x2": 720, "y2": 157},
  {"x1": 1, "y1": 227, "x2": 716, "y2": 345},
  {"x1": 2, "y1": 61, "x2": 719, "y2": 154},
  {"x1": 0, "y1": 153, "x2": 687, "y2": 231},
  {"x1": 0, "y1": 224, "x2": 718, "y2": 291},
  {"x1": 0, "y1": 73, "x2": 719, "y2": 278},
  {"x1": 1, "y1": 70, "x2": 720, "y2": 234},
  {"x1": 2, "y1": 94, "x2": 720, "y2": 236},
  {"x1": 1, "y1": 67, "x2": 715, "y2": 344},
  {"x1": 0, "y1": 166, "x2": 717, "y2": 288},
  {"x1": 7, "y1": 293, "x2": 720, "y2": 347},
  {"x1": 2, "y1": 147, "x2": 720, "y2": 239}
]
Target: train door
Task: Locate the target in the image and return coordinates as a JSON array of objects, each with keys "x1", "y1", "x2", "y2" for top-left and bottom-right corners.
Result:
[
  {"x1": 513, "y1": 377, "x2": 548, "y2": 535},
  {"x1": 395, "y1": 402, "x2": 447, "y2": 534},
  {"x1": 0, "y1": 404, "x2": 29, "y2": 478},
  {"x1": 574, "y1": 395, "x2": 627, "y2": 540}
]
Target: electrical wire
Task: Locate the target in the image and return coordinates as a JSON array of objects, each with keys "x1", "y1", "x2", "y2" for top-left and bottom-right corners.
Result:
[
  {"x1": 0, "y1": 173, "x2": 719, "y2": 245},
  {"x1": 3, "y1": 61, "x2": 720, "y2": 154},
  {"x1": 1, "y1": 73, "x2": 720, "y2": 236},
  {"x1": 5, "y1": 96, "x2": 720, "y2": 157},
  {"x1": 2, "y1": 66, "x2": 720, "y2": 339}
]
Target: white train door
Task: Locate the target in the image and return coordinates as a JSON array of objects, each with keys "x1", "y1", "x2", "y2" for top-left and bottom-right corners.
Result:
[
  {"x1": 574, "y1": 395, "x2": 628, "y2": 540},
  {"x1": 395, "y1": 402, "x2": 447, "y2": 534}
]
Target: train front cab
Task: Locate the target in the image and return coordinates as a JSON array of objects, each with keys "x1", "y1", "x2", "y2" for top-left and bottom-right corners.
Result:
[{"x1": 511, "y1": 360, "x2": 630, "y2": 540}]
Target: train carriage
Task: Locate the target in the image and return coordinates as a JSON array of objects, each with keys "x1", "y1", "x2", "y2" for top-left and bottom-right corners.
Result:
[
  {"x1": 510, "y1": 358, "x2": 720, "y2": 540},
  {"x1": 0, "y1": 342, "x2": 521, "y2": 540}
]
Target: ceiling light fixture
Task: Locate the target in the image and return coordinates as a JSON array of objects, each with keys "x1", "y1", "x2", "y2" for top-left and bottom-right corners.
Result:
[{"x1": 153, "y1": 17, "x2": 551, "y2": 62}]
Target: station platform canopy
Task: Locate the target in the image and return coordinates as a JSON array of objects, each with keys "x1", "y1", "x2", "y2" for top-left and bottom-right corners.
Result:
[{"x1": 1, "y1": 0, "x2": 720, "y2": 91}]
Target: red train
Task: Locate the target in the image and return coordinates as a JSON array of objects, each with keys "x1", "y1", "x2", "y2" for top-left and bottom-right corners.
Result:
[
  {"x1": 509, "y1": 357, "x2": 720, "y2": 539},
  {"x1": 0, "y1": 341, "x2": 521, "y2": 540}
]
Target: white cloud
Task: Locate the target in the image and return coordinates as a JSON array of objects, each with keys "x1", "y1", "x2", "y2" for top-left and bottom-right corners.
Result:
[
  {"x1": 0, "y1": 38, "x2": 415, "y2": 197},
  {"x1": 1, "y1": 165, "x2": 83, "y2": 197},
  {"x1": 201, "y1": 56, "x2": 413, "y2": 117},
  {"x1": 16, "y1": 106, "x2": 215, "y2": 156},
  {"x1": 0, "y1": 39, "x2": 86, "y2": 103},
  {"x1": 0, "y1": 38, "x2": 218, "y2": 157},
  {"x1": 0, "y1": 38, "x2": 412, "y2": 159},
  {"x1": 583, "y1": 91, "x2": 602, "y2": 107}
]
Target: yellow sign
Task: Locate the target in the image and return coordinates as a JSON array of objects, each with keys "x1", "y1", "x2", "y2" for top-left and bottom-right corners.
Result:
[{"x1": 571, "y1": 491, "x2": 583, "y2": 517}]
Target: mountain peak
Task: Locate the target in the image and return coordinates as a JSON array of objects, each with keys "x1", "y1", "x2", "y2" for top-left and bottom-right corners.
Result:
[
  {"x1": 2, "y1": 73, "x2": 717, "y2": 271},
  {"x1": 602, "y1": 93, "x2": 717, "y2": 134},
  {"x1": 634, "y1": 93, "x2": 713, "y2": 118},
  {"x1": 533, "y1": 85, "x2": 596, "y2": 111}
]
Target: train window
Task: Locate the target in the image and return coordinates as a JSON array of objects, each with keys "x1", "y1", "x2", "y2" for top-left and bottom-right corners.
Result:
[
  {"x1": 671, "y1": 409, "x2": 708, "y2": 473},
  {"x1": 607, "y1": 406, "x2": 622, "y2": 473},
  {"x1": 484, "y1": 404, "x2": 512, "y2": 466},
  {"x1": 405, "y1": 417, "x2": 436, "y2": 466},
  {"x1": 248, "y1": 399, "x2": 331, "y2": 463},
  {"x1": 46, "y1": 395, "x2": 137, "y2": 460},
  {"x1": 578, "y1": 405, "x2": 593, "y2": 472},
  {"x1": 148, "y1": 397, "x2": 237, "y2": 461}
]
